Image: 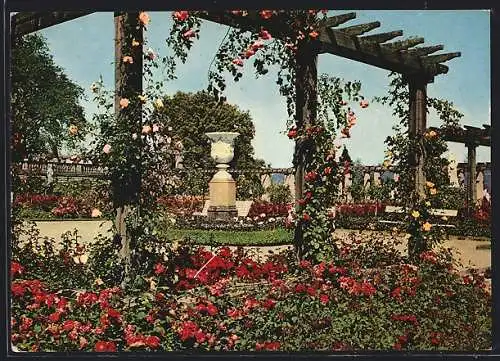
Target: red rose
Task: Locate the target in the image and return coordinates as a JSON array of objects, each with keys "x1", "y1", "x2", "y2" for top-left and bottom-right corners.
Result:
[
  {"x1": 11, "y1": 283, "x2": 25, "y2": 297},
  {"x1": 94, "y1": 340, "x2": 117, "y2": 352},
  {"x1": 287, "y1": 128, "x2": 298, "y2": 139},
  {"x1": 262, "y1": 298, "x2": 276, "y2": 310},
  {"x1": 10, "y1": 261, "x2": 24, "y2": 277},
  {"x1": 307, "y1": 286, "x2": 317, "y2": 296},
  {"x1": 145, "y1": 335, "x2": 160, "y2": 349},
  {"x1": 319, "y1": 294, "x2": 329, "y2": 305},
  {"x1": 107, "y1": 308, "x2": 121, "y2": 320},
  {"x1": 302, "y1": 213, "x2": 311, "y2": 221},
  {"x1": 323, "y1": 167, "x2": 332, "y2": 175},
  {"x1": 194, "y1": 330, "x2": 207, "y2": 343},
  {"x1": 245, "y1": 49, "x2": 256, "y2": 58},
  {"x1": 48, "y1": 311, "x2": 61, "y2": 323},
  {"x1": 154, "y1": 263, "x2": 166, "y2": 275},
  {"x1": 63, "y1": 320, "x2": 75, "y2": 332},
  {"x1": 259, "y1": 10, "x2": 273, "y2": 19},
  {"x1": 173, "y1": 11, "x2": 189, "y2": 21},
  {"x1": 295, "y1": 284, "x2": 307, "y2": 293},
  {"x1": 304, "y1": 171, "x2": 318, "y2": 182},
  {"x1": 206, "y1": 303, "x2": 218, "y2": 316}
]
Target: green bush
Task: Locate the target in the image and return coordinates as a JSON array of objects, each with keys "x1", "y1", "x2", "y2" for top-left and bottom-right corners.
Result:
[
  {"x1": 266, "y1": 183, "x2": 292, "y2": 204},
  {"x1": 10, "y1": 230, "x2": 490, "y2": 352},
  {"x1": 166, "y1": 228, "x2": 292, "y2": 246}
]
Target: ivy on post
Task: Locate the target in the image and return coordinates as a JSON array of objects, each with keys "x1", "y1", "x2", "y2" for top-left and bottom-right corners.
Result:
[
  {"x1": 293, "y1": 42, "x2": 318, "y2": 260},
  {"x1": 113, "y1": 12, "x2": 143, "y2": 286},
  {"x1": 406, "y1": 74, "x2": 429, "y2": 260}
]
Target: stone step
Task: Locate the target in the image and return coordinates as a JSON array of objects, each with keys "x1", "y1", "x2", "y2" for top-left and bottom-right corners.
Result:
[{"x1": 197, "y1": 200, "x2": 254, "y2": 218}]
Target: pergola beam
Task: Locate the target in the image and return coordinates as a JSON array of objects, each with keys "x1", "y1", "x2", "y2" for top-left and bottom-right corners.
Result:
[
  {"x1": 381, "y1": 37, "x2": 425, "y2": 50},
  {"x1": 11, "y1": 12, "x2": 93, "y2": 37},
  {"x1": 358, "y1": 30, "x2": 403, "y2": 44},
  {"x1": 319, "y1": 12, "x2": 357, "y2": 28},
  {"x1": 403, "y1": 45, "x2": 444, "y2": 57},
  {"x1": 337, "y1": 21, "x2": 381, "y2": 36},
  {"x1": 422, "y1": 52, "x2": 462, "y2": 64}
]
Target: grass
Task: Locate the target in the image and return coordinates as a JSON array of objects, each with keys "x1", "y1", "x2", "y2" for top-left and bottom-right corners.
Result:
[{"x1": 166, "y1": 228, "x2": 293, "y2": 246}]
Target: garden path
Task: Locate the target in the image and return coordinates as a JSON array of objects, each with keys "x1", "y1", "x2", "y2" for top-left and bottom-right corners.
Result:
[{"x1": 22, "y1": 221, "x2": 490, "y2": 271}]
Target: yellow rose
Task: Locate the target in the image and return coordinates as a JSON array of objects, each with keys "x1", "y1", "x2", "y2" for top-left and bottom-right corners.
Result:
[
  {"x1": 426, "y1": 181, "x2": 435, "y2": 188},
  {"x1": 425, "y1": 201, "x2": 431, "y2": 207},
  {"x1": 430, "y1": 188, "x2": 437, "y2": 195},
  {"x1": 154, "y1": 98, "x2": 164, "y2": 109},
  {"x1": 411, "y1": 210, "x2": 420, "y2": 219},
  {"x1": 69, "y1": 125, "x2": 78, "y2": 136}
]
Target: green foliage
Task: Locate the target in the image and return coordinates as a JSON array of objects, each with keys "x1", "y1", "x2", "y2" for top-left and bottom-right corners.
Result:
[
  {"x1": 374, "y1": 73, "x2": 463, "y2": 205},
  {"x1": 11, "y1": 221, "x2": 93, "y2": 289},
  {"x1": 166, "y1": 228, "x2": 292, "y2": 246},
  {"x1": 11, "y1": 228, "x2": 490, "y2": 351},
  {"x1": 266, "y1": 183, "x2": 292, "y2": 204},
  {"x1": 374, "y1": 72, "x2": 465, "y2": 260},
  {"x1": 10, "y1": 33, "x2": 87, "y2": 161},
  {"x1": 348, "y1": 160, "x2": 366, "y2": 203},
  {"x1": 151, "y1": 91, "x2": 266, "y2": 198}
]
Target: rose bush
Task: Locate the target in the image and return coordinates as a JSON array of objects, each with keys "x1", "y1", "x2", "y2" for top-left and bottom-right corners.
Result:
[{"x1": 11, "y1": 222, "x2": 491, "y2": 352}]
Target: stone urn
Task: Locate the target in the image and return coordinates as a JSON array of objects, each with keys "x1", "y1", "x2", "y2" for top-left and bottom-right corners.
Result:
[{"x1": 205, "y1": 132, "x2": 239, "y2": 220}]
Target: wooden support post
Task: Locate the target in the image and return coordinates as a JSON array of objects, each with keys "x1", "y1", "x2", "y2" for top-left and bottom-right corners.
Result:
[
  {"x1": 407, "y1": 75, "x2": 428, "y2": 261},
  {"x1": 293, "y1": 44, "x2": 318, "y2": 260},
  {"x1": 114, "y1": 12, "x2": 143, "y2": 287},
  {"x1": 407, "y1": 76, "x2": 428, "y2": 201},
  {"x1": 467, "y1": 142, "x2": 477, "y2": 210}
]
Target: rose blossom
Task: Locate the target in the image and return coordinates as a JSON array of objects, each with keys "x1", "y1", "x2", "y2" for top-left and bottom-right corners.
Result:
[{"x1": 139, "y1": 12, "x2": 150, "y2": 26}]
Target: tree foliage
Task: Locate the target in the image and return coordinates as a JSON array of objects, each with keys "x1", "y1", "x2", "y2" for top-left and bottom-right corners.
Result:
[
  {"x1": 152, "y1": 91, "x2": 266, "y2": 198},
  {"x1": 10, "y1": 33, "x2": 87, "y2": 161}
]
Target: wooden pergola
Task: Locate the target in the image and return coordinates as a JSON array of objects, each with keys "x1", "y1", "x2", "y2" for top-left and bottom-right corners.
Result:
[
  {"x1": 429, "y1": 124, "x2": 491, "y2": 207},
  {"x1": 11, "y1": 10, "x2": 462, "y2": 251}
]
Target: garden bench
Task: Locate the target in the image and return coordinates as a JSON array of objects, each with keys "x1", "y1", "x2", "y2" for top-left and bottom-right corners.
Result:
[{"x1": 380, "y1": 206, "x2": 458, "y2": 228}]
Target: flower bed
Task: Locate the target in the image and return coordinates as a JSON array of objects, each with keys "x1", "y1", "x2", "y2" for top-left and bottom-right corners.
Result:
[
  {"x1": 13, "y1": 193, "x2": 105, "y2": 219},
  {"x1": 247, "y1": 201, "x2": 291, "y2": 218},
  {"x1": 174, "y1": 215, "x2": 287, "y2": 231},
  {"x1": 10, "y1": 224, "x2": 491, "y2": 352},
  {"x1": 157, "y1": 195, "x2": 204, "y2": 216}
]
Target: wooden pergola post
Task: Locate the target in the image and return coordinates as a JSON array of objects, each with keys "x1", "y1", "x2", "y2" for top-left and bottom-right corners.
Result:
[
  {"x1": 466, "y1": 141, "x2": 478, "y2": 210},
  {"x1": 406, "y1": 74, "x2": 429, "y2": 260},
  {"x1": 407, "y1": 75, "x2": 428, "y2": 200},
  {"x1": 113, "y1": 12, "x2": 143, "y2": 285},
  {"x1": 293, "y1": 43, "x2": 318, "y2": 259}
]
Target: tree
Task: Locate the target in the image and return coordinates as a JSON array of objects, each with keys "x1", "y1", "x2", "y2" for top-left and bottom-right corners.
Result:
[
  {"x1": 152, "y1": 91, "x2": 266, "y2": 198},
  {"x1": 10, "y1": 33, "x2": 87, "y2": 161}
]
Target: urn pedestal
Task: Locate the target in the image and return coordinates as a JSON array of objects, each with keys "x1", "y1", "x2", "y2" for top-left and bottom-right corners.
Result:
[{"x1": 205, "y1": 132, "x2": 239, "y2": 221}]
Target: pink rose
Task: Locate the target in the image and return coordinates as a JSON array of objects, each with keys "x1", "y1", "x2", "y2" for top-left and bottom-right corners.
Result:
[
  {"x1": 119, "y1": 98, "x2": 129, "y2": 109},
  {"x1": 360, "y1": 99, "x2": 369, "y2": 108},
  {"x1": 152, "y1": 124, "x2": 160, "y2": 133},
  {"x1": 232, "y1": 58, "x2": 243, "y2": 66},
  {"x1": 183, "y1": 29, "x2": 195, "y2": 38},
  {"x1": 103, "y1": 144, "x2": 111, "y2": 154},
  {"x1": 260, "y1": 29, "x2": 272, "y2": 40}
]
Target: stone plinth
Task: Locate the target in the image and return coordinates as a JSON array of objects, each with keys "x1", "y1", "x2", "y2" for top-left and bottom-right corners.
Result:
[{"x1": 207, "y1": 177, "x2": 237, "y2": 220}]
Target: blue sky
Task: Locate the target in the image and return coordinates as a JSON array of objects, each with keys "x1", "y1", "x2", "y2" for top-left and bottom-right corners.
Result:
[{"x1": 34, "y1": 10, "x2": 490, "y2": 167}]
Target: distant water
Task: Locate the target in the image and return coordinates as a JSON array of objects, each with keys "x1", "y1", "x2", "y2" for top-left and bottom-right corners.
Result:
[{"x1": 271, "y1": 173, "x2": 285, "y2": 184}]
